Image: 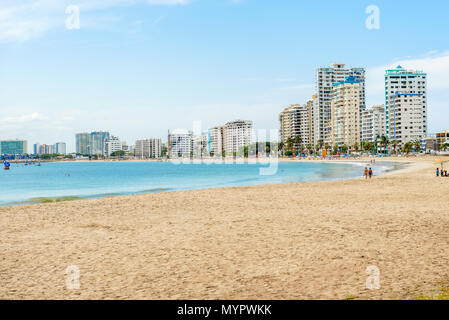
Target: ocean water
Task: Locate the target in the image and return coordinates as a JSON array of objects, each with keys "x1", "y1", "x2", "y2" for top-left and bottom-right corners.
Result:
[{"x1": 0, "y1": 160, "x2": 399, "y2": 206}]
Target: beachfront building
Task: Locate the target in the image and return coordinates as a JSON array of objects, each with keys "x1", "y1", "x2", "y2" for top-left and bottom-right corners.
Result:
[
  {"x1": 167, "y1": 130, "x2": 193, "y2": 158},
  {"x1": 103, "y1": 136, "x2": 122, "y2": 157},
  {"x1": 208, "y1": 126, "x2": 225, "y2": 157},
  {"x1": 330, "y1": 76, "x2": 362, "y2": 150},
  {"x1": 90, "y1": 131, "x2": 110, "y2": 156},
  {"x1": 76, "y1": 133, "x2": 91, "y2": 155},
  {"x1": 387, "y1": 92, "x2": 425, "y2": 146},
  {"x1": 361, "y1": 105, "x2": 386, "y2": 143},
  {"x1": 0, "y1": 139, "x2": 28, "y2": 155},
  {"x1": 134, "y1": 138, "x2": 162, "y2": 158},
  {"x1": 307, "y1": 95, "x2": 317, "y2": 146},
  {"x1": 55, "y1": 142, "x2": 66, "y2": 155},
  {"x1": 436, "y1": 130, "x2": 449, "y2": 147},
  {"x1": 279, "y1": 104, "x2": 311, "y2": 150},
  {"x1": 33, "y1": 143, "x2": 40, "y2": 155},
  {"x1": 224, "y1": 120, "x2": 253, "y2": 156},
  {"x1": 193, "y1": 133, "x2": 209, "y2": 158},
  {"x1": 385, "y1": 66, "x2": 427, "y2": 143},
  {"x1": 316, "y1": 63, "x2": 365, "y2": 143}
]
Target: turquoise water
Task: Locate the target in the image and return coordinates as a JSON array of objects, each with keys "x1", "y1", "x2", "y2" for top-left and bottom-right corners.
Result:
[{"x1": 0, "y1": 161, "x2": 397, "y2": 206}]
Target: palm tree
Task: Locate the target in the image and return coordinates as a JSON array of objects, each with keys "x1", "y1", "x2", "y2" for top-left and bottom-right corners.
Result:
[
  {"x1": 380, "y1": 135, "x2": 389, "y2": 154},
  {"x1": 441, "y1": 143, "x2": 449, "y2": 151},
  {"x1": 306, "y1": 143, "x2": 313, "y2": 155},
  {"x1": 391, "y1": 140, "x2": 399, "y2": 155},
  {"x1": 413, "y1": 140, "x2": 421, "y2": 153},
  {"x1": 318, "y1": 139, "x2": 324, "y2": 151},
  {"x1": 403, "y1": 141, "x2": 413, "y2": 155},
  {"x1": 293, "y1": 135, "x2": 302, "y2": 154},
  {"x1": 353, "y1": 142, "x2": 359, "y2": 153},
  {"x1": 286, "y1": 137, "x2": 293, "y2": 152}
]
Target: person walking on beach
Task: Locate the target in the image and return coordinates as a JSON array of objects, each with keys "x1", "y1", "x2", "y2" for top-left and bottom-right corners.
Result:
[
  {"x1": 364, "y1": 167, "x2": 368, "y2": 179},
  {"x1": 369, "y1": 168, "x2": 373, "y2": 180},
  {"x1": 436, "y1": 168, "x2": 440, "y2": 177}
]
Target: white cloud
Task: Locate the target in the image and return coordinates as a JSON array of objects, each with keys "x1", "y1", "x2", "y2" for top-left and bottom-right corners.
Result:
[{"x1": 0, "y1": 0, "x2": 192, "y2": 42}]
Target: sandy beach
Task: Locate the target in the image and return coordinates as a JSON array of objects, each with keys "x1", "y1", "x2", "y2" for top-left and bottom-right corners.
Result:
[{"x1": 1, "y1": 157, "x2": 449, "y2": 300}]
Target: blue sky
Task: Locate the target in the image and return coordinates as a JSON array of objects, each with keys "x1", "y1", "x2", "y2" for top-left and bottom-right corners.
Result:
[{"x1": 1, "y1": 0, "x2": 448, "y2": 152}]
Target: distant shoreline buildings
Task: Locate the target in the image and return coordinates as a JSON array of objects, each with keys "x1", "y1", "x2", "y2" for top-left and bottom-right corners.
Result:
[{"x1": 279, "y1": 63, "x2": 432, "y2": 154}]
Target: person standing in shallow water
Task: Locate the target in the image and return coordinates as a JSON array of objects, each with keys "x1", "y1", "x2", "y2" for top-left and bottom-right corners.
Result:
[
  {"x1": 369, "y1": 168, "x2": 373, "y2": 180},
  {"x1": 364, "y1": 167, "x2": 368, "y2": 179}
]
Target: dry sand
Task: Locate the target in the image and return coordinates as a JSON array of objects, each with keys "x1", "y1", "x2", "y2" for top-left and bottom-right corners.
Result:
[{"x1": 1, "y1": 158, "x2": 449, "y2": 300}]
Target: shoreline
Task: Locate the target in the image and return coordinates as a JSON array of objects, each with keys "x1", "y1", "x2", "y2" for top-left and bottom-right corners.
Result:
[
  {"x1": 1, "y1": 159, "x2": 410, "y2": 208},
  {"x1": 1, "y1": 158, "x2": 448, "y2": 299}
]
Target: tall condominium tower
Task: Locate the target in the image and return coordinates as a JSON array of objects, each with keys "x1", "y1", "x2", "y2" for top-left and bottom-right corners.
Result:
[
  {"x1": 208, "y1": 126, "x2": 225, "y2": 157},
  {"x1": 0, "y1": 140, "x2": 28, "y2": 155},
  {"x1": 330, "y1": 77, "x2": 362, "y2": 149},
  {"x1": 76, "y1": 133, "x2": 91, "y2": 155},
  {"x1": 134, "y1": 138, "x2": 162, "y2": 158},
  {"x1": 387, "y1": 92, "x2": 425, "y2": 146},
  {"x1": 168, "y1": 130, "x2": 193, "y2": 158},
  {"x1": 316, "y1": 63, "x2": 365, "y2": 143},
  {"x1": 279, "y1": 104, "x2": 311, "y2": 149},
  {"x1": 224, "y1": 120, "x2": 253, "y2": 156},
  {"x1": 90, "y1": 131, "x2": 110, "y2": 156},
  {"x1": 385, "y1": 66, "x2": 427, "y2": 142},
  {"x1": 55, "y1": 142, "x2": 67, "y2": 155},
  {"x1": 361, "y1": 105, "x2": 386, "y2": 143}
]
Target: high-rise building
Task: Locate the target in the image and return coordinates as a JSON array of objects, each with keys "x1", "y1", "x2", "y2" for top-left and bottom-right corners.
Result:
[
  {"x1": 224, "y1": 120, "x2": 253, "y2": 156},
  {"x1": 0, "y1": 140, "x2": 28, "y2": 155},
  {"x1": 361, "y1": 105, "x2": 386, "y2": 143},
  {"x1": 90, "y1": 131, "x2": 110, "y2": 155},
  {"x1": 33, "y1": 143, "x2": 40, "y2": 155},
  {"x1": 168, "y1": 130, "x2": 193, "y2": 158},
  {"x1": 55, "y1": 142, "x2": 66, "y2": 155},
  {"x1": 208, "y1": 126, "x2": 225, "y2": 157},
  {"x1": 330, "y1": 76, "x2": 362, "y2": 149},
  {"x1": 387, "y1": 92, "x2": 425, "y2": 146},
  {"x1": 193, "y1": 133, "x2": 209, "y2": 158},
  {"x1": 134, "y1": 139, "x2": 162, "y2": 158},
  {"x1": 316, "y1": 63, "x2": 365, "y2": 143},
  {"x1": 103, "y1": 136, "x2": 122, "y2": 157},
  {"x1": 279, "y1": 104, "x2": 311, "y2": 149},
  {"x1": 385, "y1": 66, "x2": 427, "y2": 142},
  {"x1": 76, "y1": 133, "x2": 91, "y2": 155}
]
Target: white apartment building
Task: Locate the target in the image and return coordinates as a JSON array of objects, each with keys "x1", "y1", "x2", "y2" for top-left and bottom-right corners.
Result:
[
  {"x1": 55, "y1": 142, "x2": 66, "y2": 155},
  {"x1": 193, "y1": 133, "x2": 209, "y2": 158},
  {"x1": 330, "y1": 77, "x2": 362, "y2": 149},
  {"x1": 103, "y1": 136, "x2": 122, "y2": 157},
  {"x1": 224, "y1": 120, "x2": 253, "y2": 156},
  {"x1": 168, "y1": 130, "x2": 193, "y2": 158},
  {"x1": 316, "y1": 63, "x2": 365, "y2": 143},
  {"x1": 134, "y1": 138, "x2": 162, "y2": 158},
  {"x1": 361, "y1": 105, "x2": 386, "y2": 142},
  {"x1": 387, "y1": 93, "x2": 424, "y2": 146},
  {"x1": 209, "y1": 126, "x2": 225, "y2": 157},
  {"x1": 385, "y1": 66, "x2": 427, "y2": 140}
]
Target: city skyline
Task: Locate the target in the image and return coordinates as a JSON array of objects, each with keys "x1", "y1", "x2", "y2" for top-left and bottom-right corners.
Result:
[{"x1": 1, "y1": 1, "x2": 449, "y2": 153}]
